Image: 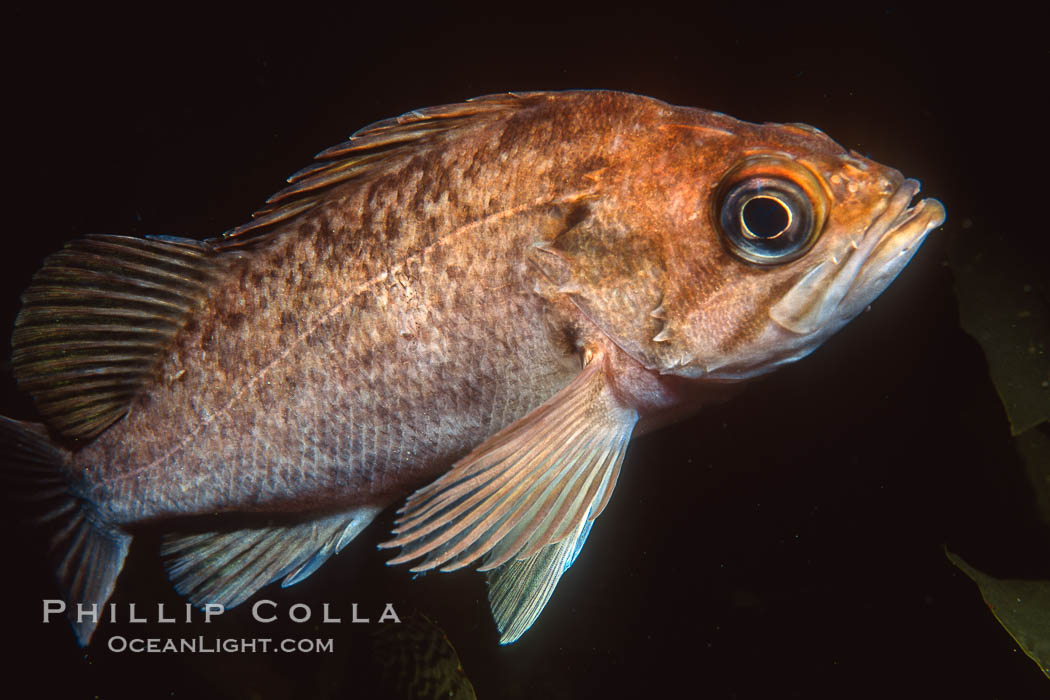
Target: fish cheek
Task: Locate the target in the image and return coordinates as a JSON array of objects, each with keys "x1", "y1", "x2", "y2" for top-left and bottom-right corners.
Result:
[
  {"x1": 711, "y1": 269, "x2": 807, "y2": 356},
  {"x1": 658, "y1": 231, "x2": 786, "y2": 368}
]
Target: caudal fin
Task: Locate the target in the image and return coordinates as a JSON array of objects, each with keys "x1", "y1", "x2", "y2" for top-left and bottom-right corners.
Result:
[{"x1": 0, "y1": 416, "x2": 130, "y2": 645}]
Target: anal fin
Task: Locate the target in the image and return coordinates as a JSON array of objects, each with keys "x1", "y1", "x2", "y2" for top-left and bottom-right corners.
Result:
[{"x1": 162, "y1": 505, "x2": 382, "y2": 609}]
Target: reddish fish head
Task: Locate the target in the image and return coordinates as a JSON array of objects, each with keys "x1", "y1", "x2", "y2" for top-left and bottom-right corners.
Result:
[{"x1": 562, "y1": 103, "x2": 946, "y2": 382}]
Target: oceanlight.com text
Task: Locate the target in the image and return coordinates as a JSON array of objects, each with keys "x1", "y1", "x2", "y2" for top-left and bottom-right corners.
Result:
[{"x1": 106, "y1": 635, "x2": 335, "y2": 653}]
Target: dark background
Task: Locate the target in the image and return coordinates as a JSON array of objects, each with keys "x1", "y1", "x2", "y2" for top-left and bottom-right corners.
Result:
[{"x1": 1, "y1": 5, "x2": 1046, "y2": 699}]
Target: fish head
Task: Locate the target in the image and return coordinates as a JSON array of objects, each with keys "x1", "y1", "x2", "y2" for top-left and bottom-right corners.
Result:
[{"x1": 546, "y1": 102, "x2": 946, "y2": 383}]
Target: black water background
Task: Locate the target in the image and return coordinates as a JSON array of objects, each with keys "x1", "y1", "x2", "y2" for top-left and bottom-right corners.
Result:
[{"x1": 0, "y1": 5, "x2": 1046, "y2": 698}]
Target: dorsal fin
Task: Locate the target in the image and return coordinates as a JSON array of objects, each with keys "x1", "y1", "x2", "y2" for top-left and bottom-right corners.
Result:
[
  {"x1": 12, "y1": 234, "x2": 224, "y2": 439},
  {"x1": 11, "y1": 94, "x2": 544, "y2": 438},
  {"x1": 212, "y1": 92, "x2": 544, "y2": 249}
]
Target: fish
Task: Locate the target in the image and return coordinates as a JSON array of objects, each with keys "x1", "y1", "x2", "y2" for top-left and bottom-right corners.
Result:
[{"x1": 0, "y1": 90, "x2": 945, "y2": 646}]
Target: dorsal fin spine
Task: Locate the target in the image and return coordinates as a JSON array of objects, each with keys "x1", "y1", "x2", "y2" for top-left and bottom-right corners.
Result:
[{"x1": 213, "y1": 92, "x2": 542, "y2": 248}]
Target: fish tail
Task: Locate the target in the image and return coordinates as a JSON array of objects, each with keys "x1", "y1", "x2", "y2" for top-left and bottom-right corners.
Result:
[{"x1": 0, "y1": 415, "x2": 130, "y2": 645}]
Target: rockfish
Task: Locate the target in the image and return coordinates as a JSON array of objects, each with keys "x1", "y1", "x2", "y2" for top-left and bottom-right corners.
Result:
[{"x1": 0, "y1": 90, "x2": 945, "y2": 645}]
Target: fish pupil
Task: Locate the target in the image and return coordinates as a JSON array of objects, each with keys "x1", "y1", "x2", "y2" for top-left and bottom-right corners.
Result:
[{"x1": 741, "y1": 196, "x2": 790, "y2": 239}]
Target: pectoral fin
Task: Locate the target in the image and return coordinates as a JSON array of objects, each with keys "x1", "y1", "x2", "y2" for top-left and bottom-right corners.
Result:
[
  {"x1": 380, "y1": 349, "x2": 637, "y2": 629},
  {"x1": 486, "y1": 515, "x2": 596, "y2": 644}
]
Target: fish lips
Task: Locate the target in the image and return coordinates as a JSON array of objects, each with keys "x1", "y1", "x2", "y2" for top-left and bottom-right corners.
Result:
[{"x1": 769, "y1": 179, "x2": 946, "y2": 336}]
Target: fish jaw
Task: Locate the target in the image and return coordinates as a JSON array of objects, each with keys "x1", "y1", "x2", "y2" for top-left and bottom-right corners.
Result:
[
  {"x1": 687, "y1": 181, "x2": 946, "y2": 382},
  {"x1": 769, "y1": 179, "x2": 946, "y2": 335}
]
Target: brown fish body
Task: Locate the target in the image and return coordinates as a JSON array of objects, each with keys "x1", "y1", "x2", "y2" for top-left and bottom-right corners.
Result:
[
  {"x1": 76, "y1": 91, "x2": 720, "y2": 524},
  {"x1": 1, "y1": 90, "x2": 945, "y2": 645}
]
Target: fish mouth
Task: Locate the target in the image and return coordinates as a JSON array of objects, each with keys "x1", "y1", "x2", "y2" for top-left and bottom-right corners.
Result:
[{"x1": 770, "y1": 179, "x2": 946, "y2": 335}]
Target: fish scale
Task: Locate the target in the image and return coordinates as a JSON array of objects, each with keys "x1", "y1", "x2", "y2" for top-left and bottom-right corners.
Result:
[
  {"x1": 80, "y1": 188, "x2": 582, "y2": 522},
  {"x1": 0, "y1": 90, "x2": 944, "y2": 645}
]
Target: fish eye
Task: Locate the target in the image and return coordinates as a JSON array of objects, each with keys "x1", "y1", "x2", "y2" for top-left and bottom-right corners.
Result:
[
  {"x1": 719, "y1": 177, "x2": 815, "y2": 264},
  {"x1": 714, "y1": 155, "x2": 828, "y2": 266}
]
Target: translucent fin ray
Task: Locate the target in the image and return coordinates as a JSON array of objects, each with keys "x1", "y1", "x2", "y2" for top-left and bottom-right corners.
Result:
[
  {"x1": 162, "y1": 505, "x2": 382, "y2": 609},
  {"x1": 485, "y1": 515, "x2": 597, "y2": 644}
]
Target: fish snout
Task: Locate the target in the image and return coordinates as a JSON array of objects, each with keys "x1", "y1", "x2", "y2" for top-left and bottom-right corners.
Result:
[{"x1": 769, "y1": 179, "x2": 945, "y2": 336}]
